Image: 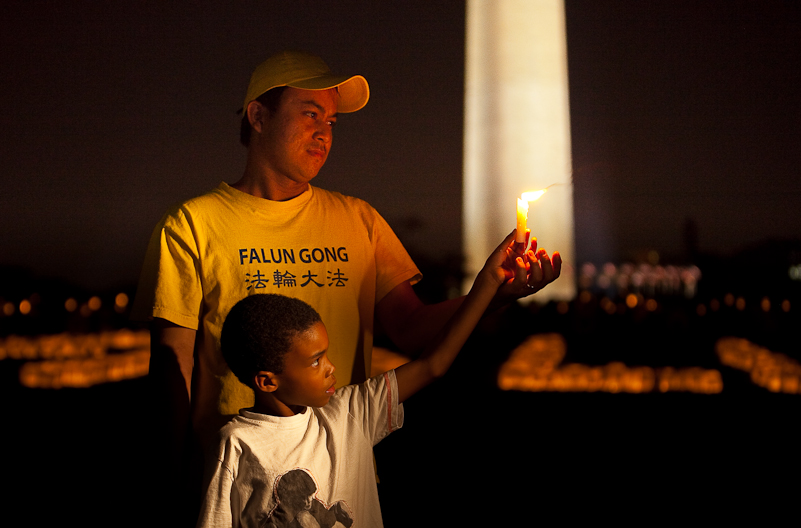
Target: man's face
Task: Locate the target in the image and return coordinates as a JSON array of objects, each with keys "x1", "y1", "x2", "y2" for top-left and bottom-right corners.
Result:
[
  {"x1": 273, "y1": 321, "x2": 336, "y2": 411},
  {"x1": 251, "y1": 87, "x2": 339, "y2": 188}
]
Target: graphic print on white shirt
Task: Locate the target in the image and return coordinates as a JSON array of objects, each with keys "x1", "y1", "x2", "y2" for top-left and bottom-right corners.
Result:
[{"x1": 264, "y1": 468, "x2": 354, "y2": 528}]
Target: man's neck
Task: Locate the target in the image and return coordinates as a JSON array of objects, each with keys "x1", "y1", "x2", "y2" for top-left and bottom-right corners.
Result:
[
  {"x1": 232, "y1": 158, "x2": 310, "y2": 201},
  {"x1": 231, "y1": 172, "x2": 309, "y2": 202}
]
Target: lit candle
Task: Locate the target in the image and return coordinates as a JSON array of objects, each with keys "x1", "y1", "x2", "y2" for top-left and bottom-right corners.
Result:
[{"x1": 516, "y1": 189, "x2": 547, "y2": 243}]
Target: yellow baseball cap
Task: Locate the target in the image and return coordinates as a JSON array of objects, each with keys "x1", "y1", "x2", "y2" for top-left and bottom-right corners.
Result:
[{"x1": 242, "y1": 51, "x2": 370, "y2": 114}]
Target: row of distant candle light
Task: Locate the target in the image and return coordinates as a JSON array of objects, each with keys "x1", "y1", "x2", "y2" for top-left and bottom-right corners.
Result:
[
  {"x1": 498, "y1": 333, "x2": 801, "y2": 395},
  {"x1": 5, "y1": 328, "x2": 797, "y2": 394},
  {"x1": 3, "y1": 329, "x2": 150, "y2": 389},
  {"x1": 0, "y1": 273, "x2": 794, "y2": 389},
  {"x1": 1, "y1": 292, "x2": 131, "y2": 318},
  {"x1": 1, "y1": 290, "x2": 793, "y2": 390},
  {"x1": 576, "y1": 261, "x2": 793, "y2": 317},
  {"x1": 498, "y1": 333, "x2": 724, "y2": 394}
]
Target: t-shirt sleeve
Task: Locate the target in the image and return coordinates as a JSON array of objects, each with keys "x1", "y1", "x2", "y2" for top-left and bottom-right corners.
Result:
[
  {"x1": 335, "y1": 370, "x2": 404, "y2": 446},
  {"x1": 369, "y1": 209, "x2": 422, "y2": 303},
  {"x1": 196, "y1": 452, "x2": 236, "y2": 527},
  {"x1": 130, "y1": 206, "x2": 204, "y2": 330}
]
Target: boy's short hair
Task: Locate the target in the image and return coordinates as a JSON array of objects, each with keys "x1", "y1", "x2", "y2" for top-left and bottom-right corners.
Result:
[{"x1": 221, "y1": 294, "x2": 322, "y2": 386}]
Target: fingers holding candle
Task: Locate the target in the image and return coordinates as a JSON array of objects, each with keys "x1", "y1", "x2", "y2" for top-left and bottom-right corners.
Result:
[
  {"x1": 513, "y1": 230, "x2": 531, "y2": 256},
  {"x1": 527, "y1": 236, "x2": 538, "y2": 258},
  {"x1": 526, "y1": 249, "x2": 562, "y2": 293},
  {"x1": 500, "y1": 182, "x2": 562, "y2": 302},
  {"x1": 504, "y1": 235, "x2": 548, "y2": 286},
  {"x1": 528, "y1": 255, "x2": 543, "y2": 285},
  {"x1": 513, "y1": 254, "x2": 530, "y2": 287},
  {"x1": 498, "y1": 233, "x2": 530, "y2": 289},
  {"x1": 489, "y1": 232, "x2": 562, "y2": 310}
]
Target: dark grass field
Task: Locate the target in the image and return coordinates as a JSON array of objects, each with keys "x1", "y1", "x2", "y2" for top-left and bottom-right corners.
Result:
[{"x1": 4, "y1": 297, "x2": 799, "y2": 526}]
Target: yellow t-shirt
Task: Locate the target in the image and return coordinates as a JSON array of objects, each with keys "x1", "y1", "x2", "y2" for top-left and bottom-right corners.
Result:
[{"x1": 132, "y1": 183, "x2": 420, "y2": 437}]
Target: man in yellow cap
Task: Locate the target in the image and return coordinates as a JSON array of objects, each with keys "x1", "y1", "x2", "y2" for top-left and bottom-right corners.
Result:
[{"x1": 132, "y1": 50, "x2": 561, "y2": 521}]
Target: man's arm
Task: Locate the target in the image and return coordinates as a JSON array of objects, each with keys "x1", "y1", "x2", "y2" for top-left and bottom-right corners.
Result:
[
  {"x1": 376, "y1": 234, "x2": 562, "y2": 356},
  {"x1": 393, "y1": 232, "x2": 518, "y2": 402},
  {"x1": 375, "y1": 281, "x2": 464, "y2": 356},
  {"x1": 148, "y1": 318, "x2": 196, "y2": 461}
]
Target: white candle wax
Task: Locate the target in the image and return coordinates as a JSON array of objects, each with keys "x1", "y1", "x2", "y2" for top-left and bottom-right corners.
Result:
[{"x1": 516, "y1": 198, "x2": 529, "y2": 243}]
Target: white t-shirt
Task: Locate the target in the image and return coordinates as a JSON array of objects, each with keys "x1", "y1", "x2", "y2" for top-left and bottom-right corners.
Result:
[{"x1": 196, "y1": 371, "x2": 404, "y2": 528}]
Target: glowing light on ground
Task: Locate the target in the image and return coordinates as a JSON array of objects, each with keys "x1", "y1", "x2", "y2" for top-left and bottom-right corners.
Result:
[
  {"x1": 716, "y1": 337, "x2": 801, "y2": 394},
  {"x1": 498, "y1": 334, "x2": 723, "y2": 394},
  {"x1": 19, "y1": 350, "x2": 150, "y2": 389},
  {"x1": 1, "y1": 329, "x2": 150, "y2": 389}
]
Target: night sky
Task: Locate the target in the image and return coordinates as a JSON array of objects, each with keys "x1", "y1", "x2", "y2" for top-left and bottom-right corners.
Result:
[
  {"x1": 2, "y1": 1, "x2": 799, "y2": 292},
  {"x1": 568, "y1": 0, "x2": 801, "y2": 265}
]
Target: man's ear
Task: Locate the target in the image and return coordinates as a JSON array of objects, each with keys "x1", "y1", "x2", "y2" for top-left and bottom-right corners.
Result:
[
  {"x1": 254, "y1": 370, "x2": 279, "y2": 393},
  {"x1": 246, "y1": 101, "x2": 267, "y2": 134}
]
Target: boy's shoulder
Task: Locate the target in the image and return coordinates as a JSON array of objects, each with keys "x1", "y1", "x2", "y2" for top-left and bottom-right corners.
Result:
[
  {"x1": 317, "y1": 371, "x2": 404, "y2": 439},
  {"x1": 320, "y1": 371, "x2": 389, "y2": 410}
]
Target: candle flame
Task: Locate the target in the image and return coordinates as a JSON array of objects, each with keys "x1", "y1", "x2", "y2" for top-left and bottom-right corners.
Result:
[
  {"x1": 516, "y1": 186, "x2": 552, "y2": 243},
  {"x1": 521, "y1": 189, "x2": 547, "y2": 202}
]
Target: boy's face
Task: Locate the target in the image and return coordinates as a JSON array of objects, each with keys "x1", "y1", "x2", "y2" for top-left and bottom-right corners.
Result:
[{"x1": 273, "y1": 321, "x2": 336, "y2": 411}]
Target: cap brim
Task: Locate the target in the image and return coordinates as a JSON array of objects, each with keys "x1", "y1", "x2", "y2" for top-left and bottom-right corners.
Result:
[{"x1": 288, "y1": 74, "x2": 369, "y2": 113}]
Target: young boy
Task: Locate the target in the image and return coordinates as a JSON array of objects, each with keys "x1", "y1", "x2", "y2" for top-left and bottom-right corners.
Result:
[{"x1": 196, "y1": 232, "x2": 560, "y2": 527}]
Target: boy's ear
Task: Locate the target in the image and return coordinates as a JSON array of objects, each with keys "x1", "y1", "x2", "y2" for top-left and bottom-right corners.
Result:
[{"x1": 254, "y1": 371, "x2": 279, "y2": 393}]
